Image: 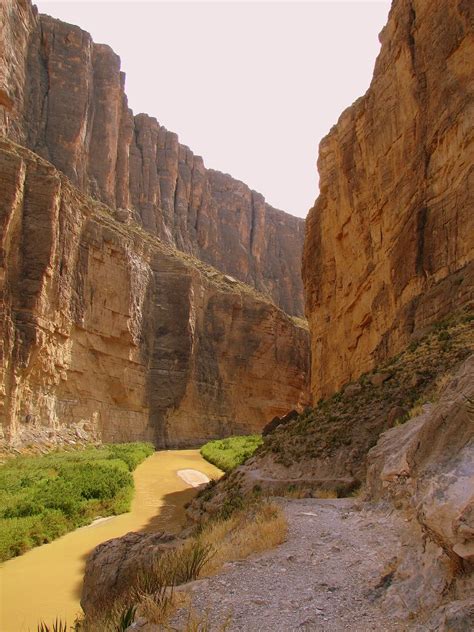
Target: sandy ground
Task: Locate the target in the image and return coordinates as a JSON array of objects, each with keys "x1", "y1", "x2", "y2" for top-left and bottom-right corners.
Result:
[{"x1": 177, "y1": 468, "x2": 211, "y2": 487}]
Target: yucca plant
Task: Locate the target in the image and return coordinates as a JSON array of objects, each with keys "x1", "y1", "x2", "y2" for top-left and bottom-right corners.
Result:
[
  {"x1": 37, "y1": 619, "x2": 68, "y2": 632},
  {"x1": 116, "y1": 604, "x2": 137, "y2": 631},
  {"x1": 169, "y1": 541, "x2": 215, "y2": 584}
]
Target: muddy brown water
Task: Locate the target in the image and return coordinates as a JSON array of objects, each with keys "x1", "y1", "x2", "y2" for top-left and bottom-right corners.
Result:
[{"x1": 0, "y1": 450, "x2": 222, "y2": 632}]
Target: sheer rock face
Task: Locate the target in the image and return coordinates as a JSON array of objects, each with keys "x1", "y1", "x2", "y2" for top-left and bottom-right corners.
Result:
[
  {"x1": 303, "y1": 0, "x2": 474, "y2": 398},
  {"x1": 0, "y1": 139, "x2": 310, "y2": 446},
  {"x1": 0, "y1": 0, "x2": 305, "y2": 316}
]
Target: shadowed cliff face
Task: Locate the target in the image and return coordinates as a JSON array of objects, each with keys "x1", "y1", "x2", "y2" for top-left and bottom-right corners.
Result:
[
  {"x1": 0, "y1": 0, "x2": 305, "y2": 316},
  {"x1": 0, "y1": 139, "x2": 310, "y2": 447},
  {"x1": 303, "y1": 0, "x2": 474, "y2": 399}
]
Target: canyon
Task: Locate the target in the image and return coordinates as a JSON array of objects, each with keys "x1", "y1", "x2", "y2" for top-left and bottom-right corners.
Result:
[
  {"x1": 0, "y1": 0, "x2": 311, "y2": 448},
  {"x1": 182, "y1": 0, "x2": 473, "y2": 628},
  {"x1": 0, "y1": 0, "x2": 305, "y2": 317},
  {"x1": 0, "y1": 0, "x2": 473, "y2": 629},
  {"x1": 0, "y1": 138, "x2": 309, "y2": 448}
]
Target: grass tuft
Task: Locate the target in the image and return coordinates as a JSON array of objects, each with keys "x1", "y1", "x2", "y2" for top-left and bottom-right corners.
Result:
[{"x1": 37, "y1": 620, "x2": 69, "y2": 632}]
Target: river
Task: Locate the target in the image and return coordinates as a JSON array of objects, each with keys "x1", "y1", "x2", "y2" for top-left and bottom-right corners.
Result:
[{"x1": 0, "y1": 449, "x2": 222, "y2": 632}]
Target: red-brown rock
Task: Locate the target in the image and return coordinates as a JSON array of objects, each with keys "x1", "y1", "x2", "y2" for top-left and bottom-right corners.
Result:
[
  {"x1": 0, "y1": 138, "x2": 310, "y2": 447},
  {"x1": 0, "y1": 0, "x2": 305, "y2": 315},
  {"x1": 302, "y1": 0, "x2": 474, "y2": 398}
]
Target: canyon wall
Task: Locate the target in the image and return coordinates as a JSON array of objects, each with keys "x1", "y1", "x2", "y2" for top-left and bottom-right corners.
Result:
[
  {"x1": 0, "y1": 138, "x2": 310, "y2": 447},
  {"x1": 303, "y1": 0, "x2": 474, "y2": 398},
  {"x1": 0, "y1": 0, "x2": 305, "y2": 316}
]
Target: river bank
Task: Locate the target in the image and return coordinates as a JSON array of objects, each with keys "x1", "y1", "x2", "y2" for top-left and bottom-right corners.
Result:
[{"x1": 0, "y1": 450, "x2": 222, "y2": 632}]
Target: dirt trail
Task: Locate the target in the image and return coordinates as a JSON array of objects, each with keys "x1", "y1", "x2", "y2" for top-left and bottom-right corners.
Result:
[{"x1": 174, "y1": 498, "x2": 409, "y2": 631}]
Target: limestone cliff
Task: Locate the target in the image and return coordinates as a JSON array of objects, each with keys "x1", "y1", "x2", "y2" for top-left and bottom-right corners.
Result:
[
  {"x1": 0, "y1": 0, "x2": 305, "y2": 316},
  {"x1": 303, "y1": 0, "x2": 474, "y2": 398},
  {"x1": 0, "y1": 138, "x2": 310, "y2": 447}
]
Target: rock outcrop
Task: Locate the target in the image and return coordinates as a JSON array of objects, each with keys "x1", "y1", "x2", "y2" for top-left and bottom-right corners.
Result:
[
  {"x1": 0, "y1": 0, "x2": 305, "y2": 316},
  {"x1": 81, "y1": 531, "x2": 178, "y2": 614},
  {"x1": 0, "y1": 138, "x2": 310, "y2": 447},
  {"x1": 303, "y1": 0, "x2": 474, "y2": 398},
  {"x1": 366, "y1": 355, "x2": 474, "y2": 626}
]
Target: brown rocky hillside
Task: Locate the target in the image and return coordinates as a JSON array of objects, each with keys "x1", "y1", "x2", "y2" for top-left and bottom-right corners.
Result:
[{"x1": 190, "y1": 307, "x2": 473, "y2": 512}]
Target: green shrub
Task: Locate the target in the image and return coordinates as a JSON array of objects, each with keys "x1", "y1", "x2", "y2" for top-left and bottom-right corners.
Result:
[
  {"x1": 200, "y1": 435, "x2": 263, "y2": 472},
  {"x1": 107, "y1": 443, "x2": 154, "y2": 471},
  {"x1": 0, "y1": 442, "x2": 154, "y2": 561}
]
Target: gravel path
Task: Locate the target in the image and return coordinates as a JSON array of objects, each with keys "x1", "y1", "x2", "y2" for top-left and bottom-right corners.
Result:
[{"x1": 174, "y1": 498, "x2": 409, "y2": 631}]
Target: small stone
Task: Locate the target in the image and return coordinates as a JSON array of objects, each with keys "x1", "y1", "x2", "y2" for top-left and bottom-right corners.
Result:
[
  {"x1": 387, "y1": 406, "x2": 407, "y2": 426},
  {"x1": 369, "y1": 372, "x2": 392, "y2": 387},
  {"x1": 343, "y1": 383, "x2": 362, "y2": 398},
  {"x1": 252, "y1": 598, "x2": 267, "y2": 605}
]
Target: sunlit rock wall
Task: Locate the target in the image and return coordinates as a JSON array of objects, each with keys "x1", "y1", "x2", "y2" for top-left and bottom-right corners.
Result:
[
  {"x1": 303, "y1": 0, "x2": 474, "y2": 398},
  {"x1": 0, "y1": 139, "x2": 310, "y2": 447}
]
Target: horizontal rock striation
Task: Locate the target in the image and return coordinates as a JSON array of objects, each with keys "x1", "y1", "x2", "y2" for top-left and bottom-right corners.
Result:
[
  {"x1": 303, "y1": 0, "x2": 474, "y2": 398},
  {"x1": 0, "y1": 138, "x2": 310, "y2": 447},
  {"x1": 0, "y1": 0, "x2": 305, "y2": 315}
]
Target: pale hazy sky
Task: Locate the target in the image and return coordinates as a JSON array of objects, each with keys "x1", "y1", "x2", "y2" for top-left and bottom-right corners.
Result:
[{"x1": 36, "y1": 1, "x2": 391, "y2": 218}]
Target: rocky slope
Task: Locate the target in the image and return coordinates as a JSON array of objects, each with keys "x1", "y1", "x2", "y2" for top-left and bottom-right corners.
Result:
[
  {"x1": 184, "y1": 321, "x2": 473, "y2": 629},
  {"x1": 0, "y1": 0, "x2": 305, "y2": 315},
  {"x1": 0, "y1": 138, "x2": 310, "y2": 448},
  {"x1": 190, "y1": 368, "x2": 474, "y2": 629},
  {"x1": 303, "y1": 0, "x2": 474, "y2": 398},
  {"x1": 190, "y1": 309, "x2": 473, "y2": 509}
]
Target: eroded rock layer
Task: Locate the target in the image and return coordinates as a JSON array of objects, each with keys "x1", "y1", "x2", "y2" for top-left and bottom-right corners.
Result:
[
  {"x1": 0, "y1": 138, "x2": 310, "y2": 447},
  {"x1": 0, "y1": 0, "x2": 305, "y2": 315},
  {"x1": 366, "y1": 356, "x2": 474, "y2": 627},
  {"x1": 303, "y1": 0, "x2": 474, "y2": 398}
]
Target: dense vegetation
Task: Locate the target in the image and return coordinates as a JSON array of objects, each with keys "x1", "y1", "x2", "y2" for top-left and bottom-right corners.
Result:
[
  {"x1": 0, "y1": 442, "x2": 154, "y2": 561},
  {"x1": 200, "y1": 435, "x2": 263, "y2": 472}
]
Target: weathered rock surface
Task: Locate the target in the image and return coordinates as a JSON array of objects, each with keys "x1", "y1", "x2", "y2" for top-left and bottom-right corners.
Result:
[
  {"x1": 303, "y1": 0, "x2": 474, "y2": 398},
  {"x1": 366, "y1": 355, "x2": 474, "y2": 626},
  {"x1": 182, "y1": 357, "x2": 473, "y2": 631},
  {"x1": 0, "y1": 138, "x2": 310, "y2": 446},
  {"x1": 0, "y1": 0, "x2": 305, "y2": 315},
  {"x1": 81, "y1": 531, "x2": 178, "y2": 615},
  {"x1": 170, "y1": 499, "x2": 409, "y2": 632}
]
